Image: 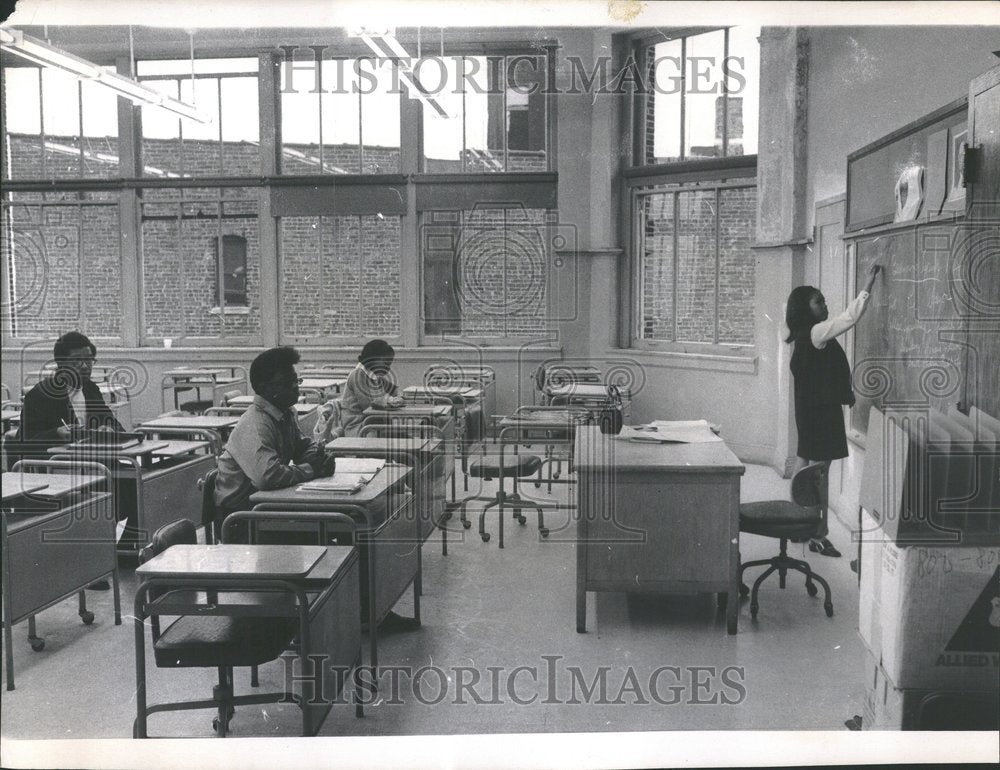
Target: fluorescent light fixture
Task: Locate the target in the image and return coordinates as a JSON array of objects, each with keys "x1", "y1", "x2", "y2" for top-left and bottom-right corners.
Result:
[
  {"x1": 0, "y1": 26, "x2": 212, "y2": 124},
  {"x1": 354, "y1": 30, "x2": 452, "y2": 119},
  {"x1": 1, "y1": 27, "x2": 101, "y2": 78}
]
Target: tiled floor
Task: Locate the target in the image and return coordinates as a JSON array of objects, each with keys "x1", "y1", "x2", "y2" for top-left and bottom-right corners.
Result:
[{"x1": 1, "y1": 463, "x2": 866, "y2": 739}]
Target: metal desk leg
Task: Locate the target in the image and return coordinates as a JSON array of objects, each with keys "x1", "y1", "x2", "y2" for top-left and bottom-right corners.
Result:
[{"x1": 365, "y1": 533, "x2": 378, "y2": 695}]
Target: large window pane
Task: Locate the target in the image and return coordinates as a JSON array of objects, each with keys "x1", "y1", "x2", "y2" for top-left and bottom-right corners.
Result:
[
  {"x1": 2, "y1": 195, "x2": 123, "y2": 340},
  {"x1": 640, "y1": 192, "x2": 675, "y2": 340},
  {"x1": 3, "y1": 67, "x2": 43, "y2": 179},
  {"x1": 421, "y1": 207, "x2": 549, "y2": 339},
  {"x1": 637, "y1": 183, "x2": 756, "y2": 347},
  {"x1": 140, "y1": 58, "x2": 258, "y2": 178},
  {"x1": 279, "y1": 214, "x2": 401, "y2": 340},
  {"x1": 726, "y1": 26, "x2": 760, "y2": 156},
  {"x1": 676, "y1": 189, "x2": 717, "y2": 342},
  {"x1": 140, "y1": 188, "x2": 261, "y2": 342},
  {"x1": 647, "y1": 40, "x2": 682, "y2": 164},
  {"x1": 422, "y1": 56, "x2": 464, "y2": 172},
  {"x1": 717, "y1": 186, "x2": 756, "y2": 344},
  {"x1": 683, "y1": 30, "x2": 726, "y2": 160},
  {"x1": 280, "y1": 57, "x2": 400, "y2": 175}
]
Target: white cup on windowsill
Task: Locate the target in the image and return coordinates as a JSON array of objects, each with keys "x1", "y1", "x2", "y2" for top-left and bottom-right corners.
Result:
[{"x1": 163, "y1": 338, "x2": 173, "y2": 349}]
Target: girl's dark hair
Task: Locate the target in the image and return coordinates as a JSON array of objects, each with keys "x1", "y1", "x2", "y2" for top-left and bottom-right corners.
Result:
[
  {"x1": 359, "y1": 339, "x2": 395, "y2": 366},
  {"x1": 785, "y1": 285, "x2": 820, "y2": 343}
]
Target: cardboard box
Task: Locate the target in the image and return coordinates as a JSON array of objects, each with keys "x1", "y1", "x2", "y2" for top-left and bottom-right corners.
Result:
[
  {"x1": 858, "y1": 508, "x2": 1000, "y2": 691},
  {"x1": 862, "y1": 647, "x2": 1000, "y2": 730},
  {"x1": 860, "y1": 407, "x2": 1000, "y2": 546}
]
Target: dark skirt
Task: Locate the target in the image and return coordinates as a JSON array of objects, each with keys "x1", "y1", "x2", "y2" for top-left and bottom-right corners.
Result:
[{"x1": 795, "y1": 401, "x2": 849, "y2": 461}]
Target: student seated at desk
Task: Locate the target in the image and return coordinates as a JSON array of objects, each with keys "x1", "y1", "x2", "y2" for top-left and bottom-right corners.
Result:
[
  {"x1": 340, "y1": 339, "x2": 404, "y2": 437},
  {"x1": 12, "y1": 331, "x2": 123, "y2": 590},
  {"x1": 13, "y1": 331, "x2": 124, "y2": 461},
  {"x1": 214, "y1": 347, "x2": 335, "y2": 522}
]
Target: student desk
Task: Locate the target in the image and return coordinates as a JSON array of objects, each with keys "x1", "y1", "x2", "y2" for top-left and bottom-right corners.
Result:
[
  {"x1": 248, "y1": 466, "x2": 418, "y2": 678},
  {"x1": 225, "y1": 399, "x2": 320, "y2": 435},
  {"x1": 161, "y1": 367, "x2": 247, "y2": 413},
  {"x1": 403, "y1": 385, "x2": 485, "y2": 442},
  {"x1": 326, "y1": 436, "x2": 445, "y2": 563},
  {"x1": 425, "y1": 365, "x2": 497, "y2": 428},
  {"x1": 363, "y1": 404, "x2": 457, "y2": 494},
  {"x1": 138, "y1": 414, "x2": 241, "y2": 452},
  {"x1": 573, "y1": 426, "x2": 745, "y2": 635},
  {"x1": 298, "y1": 376, "x2": 346, "y2": 402},
  {"x1": 47, "y1": 439, "x2": 216, "y2": 553},
  {"x1": 2, "y1": 469, "x2": 120, "y2": 690},
  {"x1": 134, "y1": 544, "x2": 361, "y2": 738}
]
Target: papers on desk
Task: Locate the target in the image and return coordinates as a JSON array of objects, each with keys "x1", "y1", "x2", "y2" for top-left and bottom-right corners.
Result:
[
  {"x1": 618, "y1": 420, "x2": 723, "y2": 444},
  {"x1": 333, "y1": 457, "x2": 386, "y2": 474},
  {"x1": 299, "y1": 469, "x2": 380, "y2": 493}
]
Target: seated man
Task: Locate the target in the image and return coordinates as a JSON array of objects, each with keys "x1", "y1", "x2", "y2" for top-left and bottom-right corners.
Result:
[
  {"x1": 13, "y1": 331, "x2": 124, "y2": 462},
  {"x1": 214, "y1": 346, "x2": 334, "y2": 522},
  {"x1": 12, "y1": 331, "x2": 124, "y2": 590}
]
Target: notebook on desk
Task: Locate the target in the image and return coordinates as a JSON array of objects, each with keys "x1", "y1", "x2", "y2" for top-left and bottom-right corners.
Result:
[
  {"x1": 71, "y1": 430, "x2": 145, "y2": 450},
  {"x1": 618, "y1": 420, "x2": 723, "y2": 444}
]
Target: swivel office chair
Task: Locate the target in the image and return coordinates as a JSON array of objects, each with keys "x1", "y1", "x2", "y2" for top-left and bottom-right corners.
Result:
[{"x1": 738, "y1": 463, "x2": 834, "y2": 619}]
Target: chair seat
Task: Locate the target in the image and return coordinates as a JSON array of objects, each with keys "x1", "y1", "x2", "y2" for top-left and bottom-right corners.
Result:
[
  {"x1": 154, "y1": 615, "x2": 297, "y2": 668},
  {"x1": 470, "y1": 453, "x2": 542, "y2": 478},
  {"x1": 739, "y1": 500, "x2": 821, "y2": 539},
  {"x1": 179, "y1": 399, "x2": 214, "y2": 414}
]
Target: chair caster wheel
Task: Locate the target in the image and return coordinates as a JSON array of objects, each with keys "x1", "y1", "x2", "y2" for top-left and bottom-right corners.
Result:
[
  {"x1": 750, "y1": 603, "x2": 758, "y2": 618},
  {"x1": 534, "y1": 482, "x2": 541, "y2": 488},
  {"x1": 539, "y1": 528, "x2": 549, "y2": 538},
  {"x1": 806, "y1": 581, "x2": 818, "y2": 597},
  {"x1": 739, "y1": 583, "x2": 749, "y2": 598},
  {"x1": 442, "y1": 511, "x2": 453, "y2": 521},
  {"x1": 553, "y1": 472, "x2": 561, "y2": 480},
  {"x1": 517, "y1": 516, "x2": 526, "y2": 525},
  {"x1": 462, "y1": 520, "x2": 471, "y2": 529},
  {"x1": 824, "y1": 603, "x2": 834, "y2": 618},
  {"x1": 81, "y1": 611, "x2": 95, "y2": 625},
  {"x1": 481, "y1": 533, "x2": 490, "y2": 542},
  {"x1": 29, "y1": 638, "x2": 45, "y2": 652}
]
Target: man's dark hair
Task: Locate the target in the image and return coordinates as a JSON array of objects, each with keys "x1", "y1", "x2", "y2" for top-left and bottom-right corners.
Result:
[
  {"x1": 250, "y1": 346, "x2": 300, "y2": 392},
  {"x1": 53, "y1": 331, "x2": 96, "y2": 363},
  {"x1": 359, "y1": 339, "x2": 395, "y2": 366}
]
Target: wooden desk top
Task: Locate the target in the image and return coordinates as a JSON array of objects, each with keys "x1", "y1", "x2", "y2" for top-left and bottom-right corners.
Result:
[
  {"x1": 164, "y1": 368, "x2": 228, "y2": 379},
  {"x1": 573, "y1": 426, "x2": 745, "y2": 474},
  {"x1": 136, "y1": 544, "x2": 330, "y2": 579},
  {"x1": 364, "y1": 404, "x2": 451, "y2": 418},
  {"x1": 403, "y1": 385, "x2": 482, "y2": 399},
  {"x1": 326, "y1": 436, "x2": 440, "y2": 455},
  {"x1": 547, "y1": 383, "x2": 619, "y2": 398},
  {"x1": 249, "y1": 464, "x2": 411, "y2": 507},
  {"x1": 48, "y1": 440, "x2": 206, "y2": 459},
  {"x1": 141, "y1": 415, "x2": 240, "y2": 430},
  {"x1": 299, "y1": 377, "x2": 345, "y2": 388},
  {"x1": 1, "y1": 471, "x2": 104, "y2": 501}
]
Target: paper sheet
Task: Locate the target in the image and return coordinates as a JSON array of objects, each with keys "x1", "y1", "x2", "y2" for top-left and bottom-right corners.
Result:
[{"x1": 617, "y1": 419, "x2": 723, "y2": 443}]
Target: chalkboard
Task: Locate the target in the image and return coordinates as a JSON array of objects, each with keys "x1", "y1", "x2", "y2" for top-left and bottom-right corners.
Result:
[{"x1": 850, "y1": 223, "x2": 970, "y2": 434}]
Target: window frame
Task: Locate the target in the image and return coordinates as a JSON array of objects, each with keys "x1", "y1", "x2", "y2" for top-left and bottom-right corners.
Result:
[
  {"x1": 620, "y1": 26, "x2": 760, "y2": 354},
  {"x1": 1, "y1": 38, "x2": 558, "y2": 350}
]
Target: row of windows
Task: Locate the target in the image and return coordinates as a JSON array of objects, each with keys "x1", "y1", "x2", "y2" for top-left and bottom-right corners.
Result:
[
  {"x1": 2, "y1": 53, "x2": 549, "y2": 180},
  {"x1": 1, "y1": 191, "x2": 553, "y2": 344},
  {"x1": 2, "y1": 29, "x2": 761, "y2": 351}
]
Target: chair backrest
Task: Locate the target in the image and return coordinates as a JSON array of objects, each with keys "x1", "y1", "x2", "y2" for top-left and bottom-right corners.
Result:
[
  {"x1": 199, "y1": 468, "x2": 220, "y2": 540},
  {"x1": 313, "y1": 398, "x2": 344, "y2": 443},
  {"x1": 790, "y1": 463, "x2": 825, "y2": 509},
  {"x1": 138, "y1": 519, "x2": 198, "y2": 565}
]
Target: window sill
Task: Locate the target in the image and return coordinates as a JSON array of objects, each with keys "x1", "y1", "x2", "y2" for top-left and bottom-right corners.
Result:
[
  {"x1": 608, "y1": 347, "x2": 758, "y2": 375},
  {"x1": 208, "y1": 306, "x2": 251, "y2": 316}
]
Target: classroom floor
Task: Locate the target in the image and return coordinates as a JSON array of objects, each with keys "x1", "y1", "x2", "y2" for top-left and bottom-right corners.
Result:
[{"x1": 1, "y1": 463, "x2": 866, "y2": 739}]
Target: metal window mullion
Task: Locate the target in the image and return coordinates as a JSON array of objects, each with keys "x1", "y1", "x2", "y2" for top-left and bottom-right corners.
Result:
[
  {"x1": 672, "y1": 190, "x2": 679, "y2": 343},
  {"x1": 317, "y1": 64, "x2": 324, "y2": 173},
  {"x1": 461, "y1": 58, "x2": 467, "y2": 172},
  {"x1": 502, "y1": 56, "x2": 509, "y2": 172},
  {"x1": 38, "y1": 69, "x2": 47, "y2": 179},
  {"x1": 216, "y1": 78, "x2": 224, "y2": 175},
  {"x1": 358, "y1": 78, "x2": 364, "y2": 174},
  {"x1": 176, "y1": 202, "x2": 187, "y2": 340},
  {"x1": 217, "y1": 207, "x2": 225, "y2": 340},
  {"x1": 714, "y1": 187, "x2": 720, "y2": 344},
  {"x1": 679, "y1": 38, "x2": 686, "y2": 162},
  {"x1": 722, "y1": 29, "x2": 730, "y2": 157},
  {"x1": 77, "y1": 201, "x2": 86, "y2": 332},
  {"x1": 502, "y1": 208, "x2": 508, "y2": 336},
  {"x1": 77, "y1": 80, "x2": 85, "y2": 177},
  {"x1": 177, "y1": 79, "x2": 186, "y2": 178},
  {"x1": 357, "y1": 214, "x2": 365, "y2": 334}
]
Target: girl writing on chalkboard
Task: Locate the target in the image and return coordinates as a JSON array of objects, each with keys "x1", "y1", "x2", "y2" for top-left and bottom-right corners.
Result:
[{"x1": 785, "y1": 263, "x2": 881, "y2": 557}]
